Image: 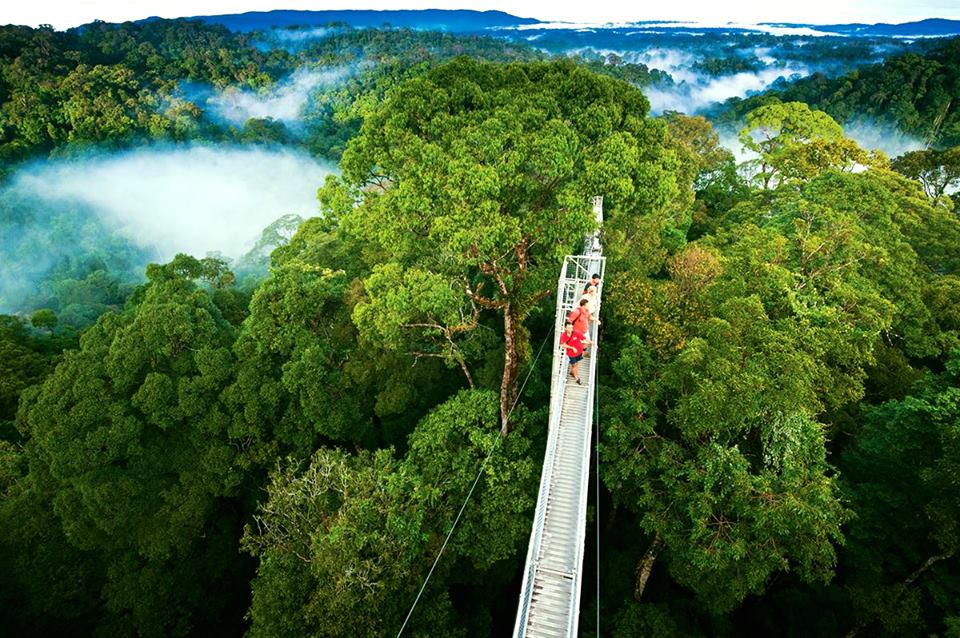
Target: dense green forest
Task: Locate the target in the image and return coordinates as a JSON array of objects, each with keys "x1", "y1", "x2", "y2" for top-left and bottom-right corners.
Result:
[
  {"x1": 0, "y1": 19, "x2": 549, "y2": 169},
  {"x1": 2, "y1": 17, "x2": 960, "y2": 638},
  {"x1": 714, "y1": 37, "x2": 960, "y2": 148}
]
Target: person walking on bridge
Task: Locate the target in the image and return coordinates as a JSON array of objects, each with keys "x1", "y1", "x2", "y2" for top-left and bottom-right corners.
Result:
[
  {"x1": 567, "y1": 298, "x2": 591, "y2": 335},
  {"x1": 583, "y1": 273, "x2": 601, "y2": 293},
  {"x1": 560, "y1": 321, "x2": 590, "y2": 385},
  {"x1": 581, "y1": 285, "x2": 599, "y2": 322}
]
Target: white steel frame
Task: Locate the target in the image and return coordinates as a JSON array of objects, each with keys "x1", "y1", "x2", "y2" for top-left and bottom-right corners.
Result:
[{"x1": 513, "y1": 197, "x2": 604, "y2": 637}]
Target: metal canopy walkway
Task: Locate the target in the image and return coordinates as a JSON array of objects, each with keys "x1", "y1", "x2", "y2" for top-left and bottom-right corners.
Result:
[{"x1": 513, "y1": 197, "x2": 605, "y2": 638}]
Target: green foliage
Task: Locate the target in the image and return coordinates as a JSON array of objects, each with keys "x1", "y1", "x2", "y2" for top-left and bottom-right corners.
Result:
[
  {"x1": 716, "y1": 37, "x2": 960, "y2": 148},
  {"x1": 225, "y1": 213, "x2": 465, "y2": 462},
  {"x1": 840, "y1": 352, "x2": 960, "y2": 636},
  {"x1": 691, "y1": 55, "x2": 763, "y2": 76},
  {"x1": 604, "y1": 312, "x2": 849, "y2": 612},
  {"x1": 0, "y1": 315, "x2": 71, "y2": 437},
  {"x1": 2, "y1": 27, "x2": 960, "y2": 635},
  {"x1": 226, "y1": 242, "x2": 365, "y2": 456},
  {"x1": 243, "y1": 390, "x2": 537, "y2": 637},
  {"x1": 0, "y1": 20, "x2": 282, "y2": 161},
  {"x1": 738, "y1": 102, "x2": 884, "y2": 188},
  {"x1": 0, "y1": 185, "x2": 150, "y2": 326},
  {"x1": 58, "y1": 63, "x2": 167, "y2": 142},
  {"x1": 892, "y1": 146, "x2": 960, "y2": 199},
  {"x1": 13, "y1": 254, "x2": 247, "y2": 636},
  {"x1": 353, "y1": 262, "x2": 497, "y2": 390},
  {"x1": 0, "y1": 473, "x2": 104, "y2": 635},
  {"x1": 292, "y1": 27, "x2": 545, "y2": 159},
  {"x1": 580, "y1": 55, "x2": 674, "y2": 86},
  {"x1": 327, "y1": 56, "x2": 680, "y2": 429},
  {"x1": 601, "y1": 134, "x2": 960, "y2": 614},
  {"x1": 244, "y1": 447, "x2": 459, "y2": 638},
  {"x1": 236, "y1": 117, "x2": 291, "y2": 144},
  {"x1": 0, "y1": 319, "x2": 49, "y2": 428},
  {"x1": 661, "y1": 112, "x2": 747, "y2": 239},
  {"x1": 663, "y1": 112, "x2": 736, "y2": 190},
  {"x1": 28, "y1": 308, "x2": 57, "y2": 332},
  {"x1": 612, "y1": 601, "x2": 705, "y2": 637},
  {"x1": 405, "y1": 390, "x2": 538, "y2": 569},
  {"x1": 0, "y1": 21, "x2": 548, "y2": 164}
]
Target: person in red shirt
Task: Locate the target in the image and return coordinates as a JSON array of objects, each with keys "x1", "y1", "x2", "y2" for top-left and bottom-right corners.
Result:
[
  {"x1": 567, "y1": 298, "x2": 591, "y2": 335},
  {"x1": 559, "y1": 320, "x2": 591, "y2": 385},
  {"x1": 567, "y1": 298, "x2": 594, "y2": 357}
]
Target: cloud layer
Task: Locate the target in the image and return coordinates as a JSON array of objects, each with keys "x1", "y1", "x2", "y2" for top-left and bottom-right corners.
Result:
[
  {"x1": 192, "y1": 67, "x2": 353, "y2": 125},
  {"x1": 842, "y1": 120, "x2": 928, "y2": 158},
  {"x1": 644, "y1": 66, "x2": 809, "y2": 114},
  {"x1": 10, "y1": 145, "x2": 335, "y2": 260}
]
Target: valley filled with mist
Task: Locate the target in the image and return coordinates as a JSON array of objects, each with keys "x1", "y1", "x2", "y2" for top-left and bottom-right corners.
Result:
[{"x1": 2, "y1": 9, "x2": 960, "y2": 637}]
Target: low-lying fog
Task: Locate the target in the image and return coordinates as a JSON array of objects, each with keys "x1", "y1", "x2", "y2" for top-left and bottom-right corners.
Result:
[
  {"x1": 716, "y1": 119, "x2": 927, "y2": 164},
  {"x1": 6, "y1": 144, "x2": 334, "y2": 261},
  {"x1": 184, "y1": 66, "x2": 354, "y2": 125}
]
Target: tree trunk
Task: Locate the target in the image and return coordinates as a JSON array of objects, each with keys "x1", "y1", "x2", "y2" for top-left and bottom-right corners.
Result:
[
  {"x1": 499, "y1": 304, "x2": 520, "y2": 436},
  {"x1": 634, "y1": 533, "x2": 662, "y2": 601}
]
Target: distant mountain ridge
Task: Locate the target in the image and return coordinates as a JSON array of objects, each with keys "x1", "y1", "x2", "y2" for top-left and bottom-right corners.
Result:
[
  {"x1": 767, "y1": 18, "x2": 960, "y2": 36},
  {"x1": 181, "y1": 9, "x2": 539, "y2": 32},
  {"x1": 171, "y1": 10, "x2": 960, "y2": 38}
]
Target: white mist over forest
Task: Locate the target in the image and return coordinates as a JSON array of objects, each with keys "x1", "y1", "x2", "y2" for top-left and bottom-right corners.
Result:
[
  {"x1": 716, "y1": 119, "x2": 928, "y2": 163},
  {"x1": 271, "y1": 26, "x2": 339, "y2": 42},
  {"x1": 842, "y1": 120, "x2": 928, "y2": 157},
  {"x1": 569, "y1": 46, "x2": 811, "y2": 114},
  {"x1": 8, "y1": 145, "x2": 334, "y2": 260},
  {"x1": 189, "y1": 67, "x2": 354, "y2": 125},
  {"x1": 645, "y1": 66, "x2": 809, "y2": 113},
  {"x1": 617, "y1": 47, "x2": 694, "y2": 72}
]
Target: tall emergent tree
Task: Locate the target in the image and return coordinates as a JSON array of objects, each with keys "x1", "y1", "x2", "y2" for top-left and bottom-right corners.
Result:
[
  {"x1": 319, "y1": 57, "x2": 680, "y2": 433},
  {"x1": 738, "y1": 101, "x2": 885, "y2": 189}
]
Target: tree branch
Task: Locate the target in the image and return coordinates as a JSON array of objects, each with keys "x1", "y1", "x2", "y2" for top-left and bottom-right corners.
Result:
[{"x1": 844, "y1": 551, "x2": 955, "y2": 638}]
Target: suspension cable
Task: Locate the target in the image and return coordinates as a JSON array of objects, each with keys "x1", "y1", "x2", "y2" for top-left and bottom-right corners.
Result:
[{"x1": 396, "y1": 326, "x2": 556, "y2": 637}]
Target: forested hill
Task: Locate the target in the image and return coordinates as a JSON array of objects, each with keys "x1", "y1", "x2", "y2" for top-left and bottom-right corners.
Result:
[
  {"x1": 0, "y1": 20, "x2": 283, "y2": 167},
  {"x1": 0, "y1": 18, "x2": 679, "y2": 172},
  {"x1": 714, "y1": 36, "x2": 960, "y2": 147}
]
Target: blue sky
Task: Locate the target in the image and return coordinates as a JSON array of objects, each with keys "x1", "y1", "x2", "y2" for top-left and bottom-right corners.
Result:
[{"x1": 4, "y1": 0, "x2": 958, "y2": 30}]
